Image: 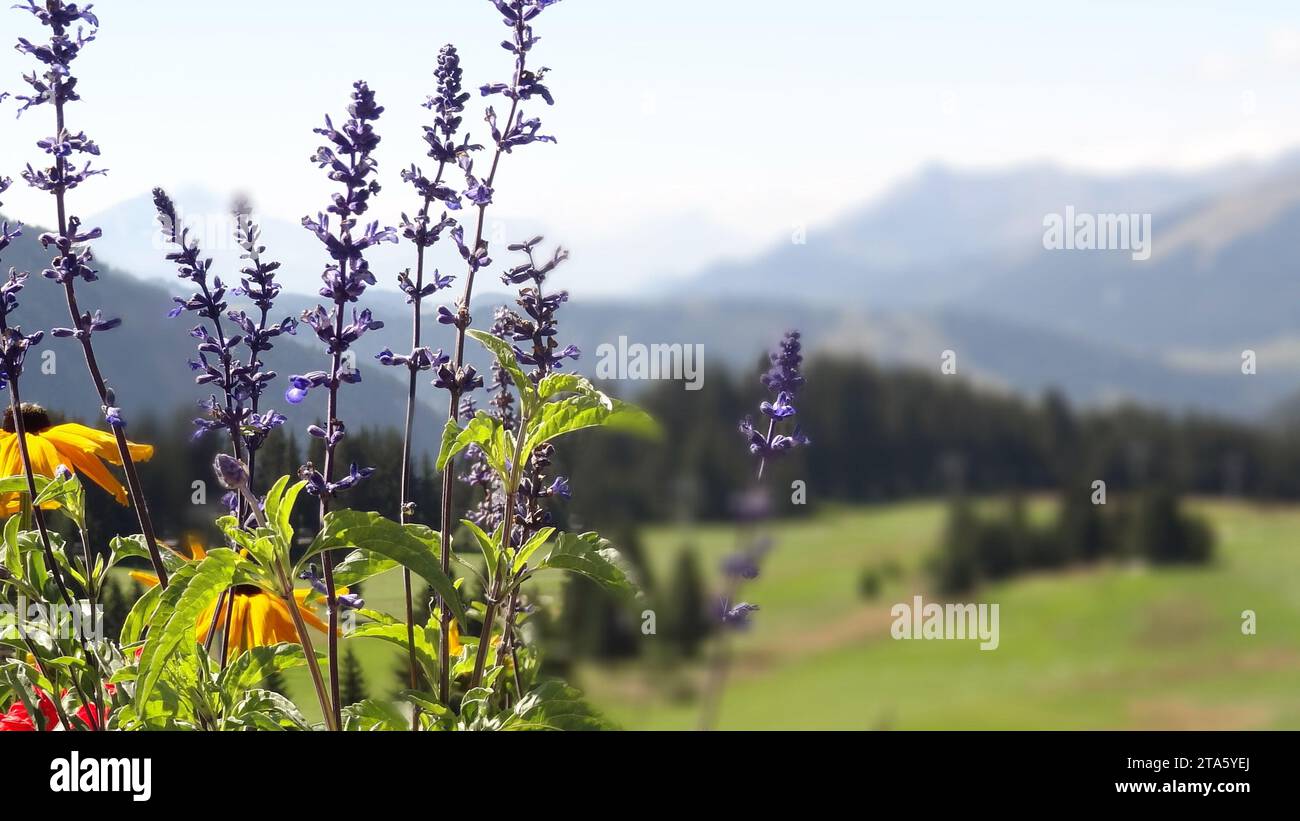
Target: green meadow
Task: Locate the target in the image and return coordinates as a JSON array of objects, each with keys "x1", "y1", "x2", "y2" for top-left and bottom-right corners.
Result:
[{"x1": 277, "y1": 498, "x2": 1300, "y2": 730}]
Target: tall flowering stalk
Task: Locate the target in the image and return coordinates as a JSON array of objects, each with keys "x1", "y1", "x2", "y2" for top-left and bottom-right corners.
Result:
[
  {"x1": 288, "y1": 81, "x2": 394, "y2": 729},
  {"x1": 435, "y1": 0, "x2": 561, "y2": 705},
  {"x1": 466, "y1": 236, "x2": 575, "y2": 688},
  {"x1": 0, "y1": 0, "x2": 661, "y2": 734},
  {"x1": 0, "y1": 177, "x2": 106, "y2": 728},
  {"x1": 700, "y1": 331, "x2": 809, "y2": 730},
  {"x1": 12, "y1": 0, "x2": 171, "y2": 588},
  {"x1": 228, "y1": 200, "x2": 296, "y2": 490},
  {"x1": 154, "y1": 190, "x2": 294, "y2": 663},
  {"x1": 378, "y1": 45, "x2": 466, "y2": 697},
  {"x1": 0, "y1": 180, "x2": 62, "y2": 602},
  {"x1": 154, "y1": 190, "x2": 249, "y2": 463}
]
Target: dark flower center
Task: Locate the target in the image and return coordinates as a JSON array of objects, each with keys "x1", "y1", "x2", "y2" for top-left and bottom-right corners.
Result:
[
  {"x1": 2, "y1": 402, "x2": 51, "y2": 434},
  {"x1": 232, "y1": 584, "x2": 264, "y2": 596}
]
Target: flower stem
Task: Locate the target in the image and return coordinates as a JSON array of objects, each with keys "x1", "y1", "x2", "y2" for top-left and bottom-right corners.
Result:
[
  {"x1": 0, "y1": 313, "x2": 105, "y2": 728},
  {"x1": 697, "y1": 574, "x2": 740, "y2": 731},
  {"x1": 398, "y1": 192, "x2": 436, "y2": 717},
  {"x1": 399, "y1": 256, "x2": 422, "y2": 722},
  {"x1": 17, "y1": 632, "x2": 73, "y2": 731},
  {"x1": 241, "y1": 484, "x2": 334, "y2": 730},
  {"x1": 49, "y1": 91, "x2": 168, "y2": 589},
  {"x1": 274, "y1": 557, "x2": 336, "y2": 731},
  {"x1": 7, "y1": 395, "x2": 103, "y2": 729},
  {"x1": 469, "y1": 411, "x2": 528, "y2": 690},
  {"x1": 757, "y1": 418, "x2": 775, "y2": 481},
  {"x1": 316, "y1": 263, "x2": 349, "y2": 732},
  {"x1": 439, "y1": 24, "x2": 527, "y2": 706}
]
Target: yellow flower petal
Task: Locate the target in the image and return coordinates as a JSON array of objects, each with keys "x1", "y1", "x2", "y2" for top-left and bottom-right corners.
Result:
[
  {"x1": 292, "y1": 588, "x2": 332, "y2": 634},
  {"x1": 44, "y1": 423, "x2": 153, "y2": 464}
]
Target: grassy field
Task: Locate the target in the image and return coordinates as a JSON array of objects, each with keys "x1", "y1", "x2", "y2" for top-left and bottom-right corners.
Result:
[{"x1": 275, "y1": 497, "x2": 1300, "y2": 729}]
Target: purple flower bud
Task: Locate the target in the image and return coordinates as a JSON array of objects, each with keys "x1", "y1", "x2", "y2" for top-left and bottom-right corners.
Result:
[
  {"x1": 299, "y1": 564, "x2": 365, "y2": 610},
  {"x1": 760, "y1": 391, "x2": 797, "y2": 420},
  {"x1": 547, "y1": 475, "x2": 571, "y2": 499},
  {"x1": 213, "y1": 453, "x2": 250, "y2": 490},
  {"x1": 720, "y1": 600, "x2": 760, "y2": 629}
]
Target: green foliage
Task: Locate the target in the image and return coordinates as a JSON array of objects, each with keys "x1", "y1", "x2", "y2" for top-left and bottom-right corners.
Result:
[
  {"x1": 340, "y1": 647, "x2": 369, "y2": 707},
  {"x1": 931, "y1": 487, "x2": 1215, "y2": 594},
  {"x1": 537, "y1": 531, "x2": 638, "y2": 598},
  {"x1": 133, "y1": 549, "x2": 240, "y2": 712},
  {"x1": 1127, "y1": 487, "x2": 1214, "y2": 565},
  {"x1": 343, "y1": 698, "x2": 410, "y2": 731},
  {"x1": 661, "y1": 548, "x2": 711, "y2": 658},
  {"x1": 0, "y1": 324, "x2": 658, "y2": 732},
  {"x1": 219, "y1": 644, "x2": 312, "y2": 697},
  {"x1": 304, "y1": 509, "x2": 465, "y2": 626}
]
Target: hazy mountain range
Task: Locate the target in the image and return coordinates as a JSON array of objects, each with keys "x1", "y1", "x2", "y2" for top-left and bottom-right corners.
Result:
[{"x1": 5, "y1": 150, "x2": 1300, "y2": 429}]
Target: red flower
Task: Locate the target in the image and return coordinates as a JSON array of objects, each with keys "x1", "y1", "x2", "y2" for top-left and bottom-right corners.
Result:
[
  {"x1": 0, "y1": 690, "x2": 58, "y2": 731},
  {"x1": 0, "y1": 684, "x2": 114, "y2": 731}
]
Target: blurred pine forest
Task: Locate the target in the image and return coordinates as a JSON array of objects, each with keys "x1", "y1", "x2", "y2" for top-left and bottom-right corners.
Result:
[{"x1": 59, "y1": 353, "x2": 1300, "y2": 552}]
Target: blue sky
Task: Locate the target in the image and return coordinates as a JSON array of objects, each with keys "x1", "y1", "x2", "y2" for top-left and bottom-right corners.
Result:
[{"x1": 2, "y1": 0, "x2": 1299, "y2": 293}]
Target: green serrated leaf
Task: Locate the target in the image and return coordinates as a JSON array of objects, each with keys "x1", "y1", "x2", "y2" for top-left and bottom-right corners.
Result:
[
  {"x1": 461, "y1": 519, "x2": 501, "y2": 583},
  {"x1": 332, "y1": 549, "x2": 399, "y2": 589},
  {"x1": 512, "y1": 526, "x2": 555, "y2": 575},
  {"x1": 396, "y1": 689, "x2": 450, "y2": 717},
  {"x1": 134, "y1": 549, "x2": 238, "y2": 711},
  {"x1": 111, "y1": 534, "x2": 189, "y2": 577},
  {"x1": 350, "y1": 622, "x2": 439, "y2": 684},
  {"x1": 218, "y1": 643, "x2": 311, "y2": 696},
  {"x1": 261, "y1": 475, "x2": 290, "y2": 531},
  {"x1": 0, "y1": 475, "x2": 44, "y2": 496},
  {"x1": 343, "y1": 698, "x2": 410, "y2": 731},
  {"x1": 119, "y1": 580, "x2": 164, "y2": 646},
  {"x1": 539, "y1": 531, "x2": 638, "y2": 598},
  {"x1": 466, "y1": 329, "x2": 535, "y2": 413},
  {"x1": 537, "y1": 372, "x2": 596, "y2": 400},
  {"x1": 301, "y1": 510, "x2": 465, "y2": 626},
  {"x1": 226, "y1": 689, "x2": 313, "y2": 731},
  {"x1": 4, "y1": 514, "x2": 22, "y2": 581},
  {"x1": 275, "y1": 479, "x2": 306, "y2": 552},
  {"x1": 437, "y1": 412, "x2": 502, "y2": 474},
  {"x1": 523, "y1": 395, "x2": 659, "y2": 464},
  {"x1": 511, "y1": 680, "x2": 617, "y2": 731}
]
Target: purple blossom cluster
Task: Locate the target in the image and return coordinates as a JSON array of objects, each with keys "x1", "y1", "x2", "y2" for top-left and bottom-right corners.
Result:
[
  {"x1": 0, "y1": 177, "x2": 21, "y2": 260},
  {"x1": 290, "y1": 81, "x2": 397, "y2": 499},
  {"x1": 153, "y1": 189, "x2": 295, "y2": 483},
  {"x1": 2, "y1": 90, "x2": 34, "y2": 389},
  {"x1": 440, "y1": 0, "x2": 566, "y2": 489},
  {"x1": 11, "y1": 0, "x2": 125, "y2": 428},
  {"x1": 7, "y1": 1, "x2": 173, "y2": 596},
  {"x1": 460, "y1": 236, "x2": 576, "y2": 537},
  {"x1": 378, "y1": 45, "x2": 467, "y2": 390},
  {"x1": 498, "y1": 236, "x2": 579, "y2": 376},
  {"x1": 402, "y1": 43, "x2": 475, "y2": 212},
  {"x1": 230, "y1": 200, "x2": 298, "y2": 409},
  {"x1": 0, "y1": 261, "x2": 43, "y2": 392},
  {"x1": 739, "y1": 331, "x2": 810, "y2": 473},
  {"x1": 717, "y1": 332, "x2": 812, "y2": 633},
  {"x1": 13, "y1": 1, "x2": 107, "y2": 210},
  {"x1": 429, "y1": 0, "x2": 565, "y2": 405}
]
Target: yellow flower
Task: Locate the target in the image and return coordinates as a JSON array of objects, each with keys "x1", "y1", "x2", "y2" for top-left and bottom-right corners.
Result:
[
  {"x1": 130, "y1": 539, "x2": 335, "y2": 657},
  {"x1": 0, "y1": 403, "x2": 153, "y2": 515},
  {"x1": 448, "y1": 618, "x2": 463, "y2": 656}
]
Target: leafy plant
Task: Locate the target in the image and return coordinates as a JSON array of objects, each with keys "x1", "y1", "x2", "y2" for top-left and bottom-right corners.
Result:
[{"x1": 0, "y1": 0, "x2": 690, "y2": 733}]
